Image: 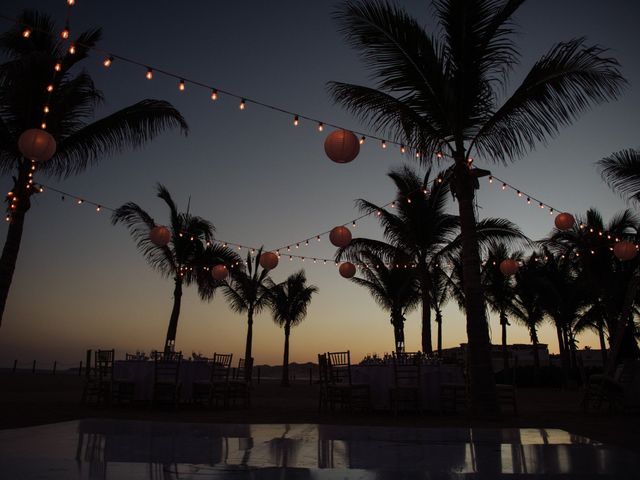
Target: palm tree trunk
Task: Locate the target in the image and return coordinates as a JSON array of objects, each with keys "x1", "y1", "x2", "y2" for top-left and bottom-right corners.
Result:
[
  {"x1": 392, "y1": 317, "x2": 404, "y2": 353},
  {"x1": 0, "y1": 164, "x2": 32, "y2": 329},
  {"x1": 500, "y1": 311, "x2": 509, "y2": 371},
  {"x1": 531, "y1": 329, "x2": 540, "y2": 370},
  {"x1": 281, "y1": 323, "x2": 290, "y2": 387},
  {"x1": 562, "y1": 325, "x2": 571, "y2": 368},
  {"x1": 555, "y1": 321, "x2": 568, "y2": 386},
  {"x1": 418, "y1": 267, "x2": 432, "y2": 353},
  {"x1": 453, "y1": 159, "x2": 498, "y2": 415},
  {"x1": 245, "y1": 307, "x2": 254, "y2": 380},
  {"x1": 597, "y1": 320, "x2": 607, "y2": 366},
  {"x1": 435, "y1": 308, "x2": 443, "y2": 355},
  {"x1": 164, "y1": 277, "x2": 183, "y2": 353}
]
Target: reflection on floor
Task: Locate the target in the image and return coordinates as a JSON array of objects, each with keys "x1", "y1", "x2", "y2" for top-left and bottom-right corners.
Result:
[{"x1": 0, "y1": 420, "x2": 636, "y2": 479}]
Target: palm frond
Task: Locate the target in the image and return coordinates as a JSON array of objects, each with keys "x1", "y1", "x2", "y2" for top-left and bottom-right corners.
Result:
[{"x1": 598, "y1": 149, "x2": 640, "y2": 205}]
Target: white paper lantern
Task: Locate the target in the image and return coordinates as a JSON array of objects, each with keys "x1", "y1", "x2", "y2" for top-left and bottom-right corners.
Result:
[
  {"x1": 339, "y1": 262, "x2": 356, "y2": 278},
  {"x1": 554, "y1": 212, "x2": 575, "y2": 231},
  {"x1": 324, "y1": 130, "x2": 360, "y2": 164},
  {"x1": 18, "y1": 129, "x2": 56, "y2": 162},
  {"x1": 259, "y1": 251, "x2": 279, "y2": 270},
  {"x1": 149, "y1": 225, "x2": 171, "y2": 247},
  {"x1": 614, "y1": 240, "x2": 637, "y2": 261},
  {"x1": 329, "y1": 226, "x2": 352, "y2": 248},
  {"x1": 211, "y1": 264, "x2": 229, "y2": 280},
  {"x1": 499, "y1": 259, "x2": 519, "y2": 276}
]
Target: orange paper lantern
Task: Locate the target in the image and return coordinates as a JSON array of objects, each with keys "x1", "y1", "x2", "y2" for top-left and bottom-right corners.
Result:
[
  {"x1": 18, "y1": 129, "x2": 56, "y2": 162},
  {"x1": 499, "y1": 258, "x2": 519, "y2": 276},
  {"x1": 259, "y1": 251, "x2": 279, "y2": 270},
  {"x1": 613, "y1": 240, "x2": 637, "y2": 261},
  {"x1": 211, "y1": 264, "x2": 229, "y2": 281},
  {"x1": 324, "y1": 129, "x2": 360, "y2": 164},
  {"x1": 339, "y1": 262, "x2": 356, "y2": 278},
  {"x1": 149, "y1": 225, "x2": 171, "y2": 247},
  {"x1": 329, "y1": 226, "x2": 352, "y2": 248},
  {"x1": 554, "y1": 212, "x2": 575, "y2": 231}
]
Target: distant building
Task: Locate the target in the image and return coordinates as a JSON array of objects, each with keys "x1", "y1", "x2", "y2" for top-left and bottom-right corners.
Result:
[{"x1": 440, "y1": 343, "x2": 549, "y2": 371}]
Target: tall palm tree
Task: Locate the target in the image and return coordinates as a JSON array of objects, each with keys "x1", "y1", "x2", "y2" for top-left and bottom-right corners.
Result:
[
  {"x1": 112, "y1": 184, "x2": 231, "y2": 353},
  {"x1": 266, "y1": 270, "x2": 318, "y2": 387},
  {"x1": 222, "y1": 249, "x2": 272, "y2": 380},
  {"x1": 512, "y1": 253, "x2": 546, "y2": 371},
  {"x1": 0, "y1": 11, "x2": 188, "y2": 328},
  {"x1": 482, "y1": 242, "x2": 520, "y2": 370},
  {"x1": 338, "y1": 165, "x2": 527, "y2": 354},
  {"x1": 330, "y1": 0, "x2": 625, "y2": 414},
  {"x1": 348, "y1": 249, "x2": 420, "y2": 353},
  {"x1": 429, "y1": 263, "x2": 449, "y2": 355}
]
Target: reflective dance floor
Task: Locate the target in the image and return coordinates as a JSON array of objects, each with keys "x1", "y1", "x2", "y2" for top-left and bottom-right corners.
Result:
[{"x1": 0, "y1": 420, "x2": 637, "y2": 479}]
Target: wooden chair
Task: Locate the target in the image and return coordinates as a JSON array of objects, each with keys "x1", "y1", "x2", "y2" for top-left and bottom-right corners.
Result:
[
  {"x1": 496, "y1": 357, "x2": 518, "y2": 415},
  {"x1": 326, "y1": 351, "x2": 370, "y2": 412},
  {"x1": 228, "y1": 357, "x2": 253, "y2": 408},
  {"x1": 389, "y1": 352, "x2": 422, "y2": 415},
  {"x1": 317, "y1": 353, "x2": 330, "y2": 412},
  {"x1": 82, "y1": 349, "x2": 115, "y2": 405},
  {"x1": 583, "y1": 360, "x2": 640, "y2": 412},
  {"x1": 192, "y1": 353, "x2": 232, "y2": 406},
  {"x1": 152, "y1": 351, "x2": 182, "y2": 408},
  {"x1": 440, "y1": 360, "x2": 468, "y2": 414}
]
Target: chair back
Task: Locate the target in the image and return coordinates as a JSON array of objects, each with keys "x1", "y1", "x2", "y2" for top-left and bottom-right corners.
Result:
[
  {"x1": 154, "y1": 351, "x2": 182, "y2": 384},
  {"x1": 327, "y1": 351, "x2": 352, "y2": 386},
  {"x1": 318, "y1": 353, "x2": 329, "y2": 386},
  {"x1": 95, "y1": 349, "x2": 114, "y2": 382},
  {"x1": 235, "y1": 357, "x2": 254, "y2": 382},
  {"x1": 210, "y1": 353, "x2": 233, "y2": 383},
  {"x1": 392, "y1": 351, "x2": 421, "y2": 388}
]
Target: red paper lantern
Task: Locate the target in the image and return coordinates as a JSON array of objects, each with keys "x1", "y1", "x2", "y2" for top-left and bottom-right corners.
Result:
[
  {"x1": 324, "y1": 129, "x2": 360, "y2": 164},
  {"x1": 18, "y1": 129, "x2": 57, "y2": 162},
  {"x1": 614, "y1": 240, "x2": 637, "y2": 261},
  {"x1": 211, "y1": 264, "x2": 229, "y2": 281},
  {"x1": 499, "y1": 259, "x2": 519, "y2": 276},
  {"x1": 259, "y1": 251, "x2": 279, "y2": 270},
  {"x1": 339, "y1": 262, "x2": 356, "y2": 278},
  {"x1": 149, "y1": 225, "x2": 171, "y2": 247},
  {"x1": 329, "y1": 226, "x2": 352, "y2": 248},
  {"x1": 554, "y1": 212, "x2": 575, "y2": 231}
]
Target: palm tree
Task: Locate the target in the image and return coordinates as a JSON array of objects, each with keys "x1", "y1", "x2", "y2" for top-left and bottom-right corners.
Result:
[
  {"x1": 512, "y1": 253, "x2": 546, "y2": 372},
  {"x1": 330, "y1": 0, "x2": 625, "y2": 414},
  {"x1": 0, "y1": 11, "x2": 188, "y2": 328},
  {"x1": 348, "y1": 249, "x2": 420, "y2": 353},
  {"x1": 429, "y1": 263, "x2": 449, "y2": 355},
  {"x1": 112, "y1": 184, "x2": 232, "y2": 353},
  {"x1": 266, "y1": 270, "x2": 318, "y2": 387},
  {"x1": 338, "y1": 165, "x2": 527, "y2": 354},
  {"x1": 222, "y1": 249, "x2": 272, "y2": 380},
  {"x1": 482, "y1": 242, "x2": 520, "y2": 371},
  {"x1": 599, "y1": 149, "x2": 640, "y2": 205}
]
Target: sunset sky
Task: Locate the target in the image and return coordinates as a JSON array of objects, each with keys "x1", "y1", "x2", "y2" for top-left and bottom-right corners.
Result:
[{"x1": 1, "y1": 0, "x2": 639, "y2": 368}]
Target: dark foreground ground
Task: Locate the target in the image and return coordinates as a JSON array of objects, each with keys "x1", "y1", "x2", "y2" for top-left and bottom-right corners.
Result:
[{"x1": 1, "y1": 373, "x2": 638, "y2": 452}]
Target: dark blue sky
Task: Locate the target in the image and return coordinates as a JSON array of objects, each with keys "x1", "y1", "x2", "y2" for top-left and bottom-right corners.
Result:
[{"x1": 1, "y1": 1, "x2": 639, "y2": 366}]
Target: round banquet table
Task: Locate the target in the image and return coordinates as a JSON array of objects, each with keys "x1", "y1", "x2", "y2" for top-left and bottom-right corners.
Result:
[
  {"x1": 350, "y1": 363, "x2": 463, "y2": 411},
  {"x1": 114, "y1": 360, "x2": 212, "y2": 402}
]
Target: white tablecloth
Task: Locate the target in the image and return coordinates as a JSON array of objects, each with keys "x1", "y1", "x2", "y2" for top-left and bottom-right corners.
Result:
[
  {"x1": 351, "y1": 364, "x2": 463, "y2": 411},
  {"x1": 114, "y1": 360, "x2": 212, "y2": 402}
]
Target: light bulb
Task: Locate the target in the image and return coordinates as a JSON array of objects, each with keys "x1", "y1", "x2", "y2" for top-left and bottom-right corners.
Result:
[
  {"x1": 68, "y1": 43, "x2": 76, "y2": 54},
  {"x1": 40, "y1": 122, "x2": 46, "y2": 129},
  {"x1": 210, "y1": 89, "x2": 218, "y2": 101},
  {"x1": 359, "y1": 136, "x2": 365, "y2": 145},
  {"x1": 179, "y1": 79, "x2": 185, "y2": 91},
  {"x1": 54, "y1": 62, "x2": 62, "y2": 72},
  {"x1": 239, "y1": 99, "x2": 246, "y2": 110},
  {"x1": 61, "y1": 26, "x2": 70, "y2": 39},
  {"x1": 400, "y1": 145, "x2": 405, "y2": 153},
  {"x1": 318, "y1": 122, "x2": 324, "y2": 132},
  {"x1": 46, "y1": 84, "x2": 54, "y2": 92},
  {"x1": 381, "y1": 140, "x2": 387, "y2": 149},
  {"x1": 43, "y1": 105, "x2": 49, "y2": 113},
  {"x1": 293, "y1": 115, "x2": 299, "y2": 126},
  {"x1": 103, "y1": 57, "x2": 113, "y2": 68},
  {"x1": 146, "y1": 68, "x2": 153, "y2": 80},
  {"x1": 22, "y1": 28, "x2": 31, "y2": 38}
]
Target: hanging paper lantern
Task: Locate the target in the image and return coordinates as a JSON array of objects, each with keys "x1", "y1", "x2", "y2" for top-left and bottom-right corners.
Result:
[
  {"x1": 149, "y1": 225, "x2": 171, "y2": 247},
  {"x1": 499, "y1": 259, "x2": 519, "y2": 276},
  {"x1": 339, "y1": 262, "x2": 356, "y2": 278},
  {"x1": 554, "y1": 212, "x2": 575, "y2": 231},
  {"x1": 18, "y1": 129, "x2": 57, "y2": 162},
  {"x1": 259, "y1": 251, "x2": 279, "y2": 270},
  {"x1": 613, "y1": 240, "x2": 637, "y2": 261},
  {"x1": 329, "y1": 226, "x2": 352, "y2": 247},
  {"x1": 324, "y1": 129, "x2": 360, "y2": 164},
  {"x1": 211, "y1": 264, "x2": 229, "y2": 281}
]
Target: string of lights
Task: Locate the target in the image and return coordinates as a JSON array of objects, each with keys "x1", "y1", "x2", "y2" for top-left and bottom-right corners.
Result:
[{"x1": 0, "y1": 10, "x2": 441, "y2": 158}]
